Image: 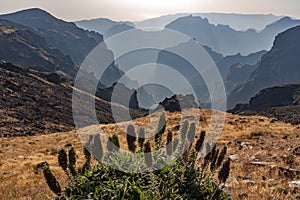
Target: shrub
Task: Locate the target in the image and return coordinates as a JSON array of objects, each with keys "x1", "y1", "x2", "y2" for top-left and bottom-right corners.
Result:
[
  {"x1": 37, "y1": 122, "x2": 231, "y2": 200},
  {"x1": 68, "y1": 148, "x2": 77, "y2": 177},
  {"x1": 187, "y1": 122, "x2": 196, "y2": 145},
  {"x1": 107, "y1": 134, "x2": 120, "y2": 152},
  {"x1": 58, "y1": 149, "x2": 68, "y2": 173},
  {"x1": 60, "y1": 144, "x2": 230, "y2": 199},
  {"x1": 154, "y1": 114, "x2": 166, "y2": 148},
  {"x1": 81, "y1": 146, "x2": 91, "y2": 173},
  {"x1": 35, "y1": 162, "x2": 61, "y2": 196},
  {"x1": 180, "y1": 120, "x2": 189, "y2": 141},
  {"x1": 144, "y1": 140, "x2": 153, "y2": 168},
  {"x1": 138, "y1": 128, "x2": 145, "y2": 151},
  {"x1": 166, "y1": 130, "x2": 173, "y2": 156},
  {"x1": 93, "y1": 134, "x2": 103, "y2": 162},
  {"x1": 127, "y1": 125, "x2": 137, "y2": 152},
  {"x1": 196, "y1": 130, "x2": 206, "y2": 152}
]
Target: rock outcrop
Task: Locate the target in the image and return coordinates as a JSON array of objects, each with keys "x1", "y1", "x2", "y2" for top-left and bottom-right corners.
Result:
[
  {"x1": 156, "y1": 94, "x2": 199, "y2": 112},
  {"x1": 230, "y1": 83, "x2": 300, "y2": 124}
]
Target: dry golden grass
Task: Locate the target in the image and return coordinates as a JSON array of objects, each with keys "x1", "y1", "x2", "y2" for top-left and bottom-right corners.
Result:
[{"x1": 0, "y1": 108, "x2": 299, "y2": 199}]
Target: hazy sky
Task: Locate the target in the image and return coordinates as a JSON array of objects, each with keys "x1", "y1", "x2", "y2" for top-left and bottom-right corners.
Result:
[{"x1": 0, "y1": 0, "x2": 299, "y2": 21}]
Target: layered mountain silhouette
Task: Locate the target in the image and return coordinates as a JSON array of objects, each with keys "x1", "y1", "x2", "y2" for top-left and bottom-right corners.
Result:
[
  {"x1": 155, "y1": 39, "x2": 265, "y2": 106},
  {"x1": 217, "y1": 51, "x2": 266, "y2": 94},
  {"x1": 105, "y1": 23, "x2": 135, "y2": 38},
  {"x1": 225, "y1": 63, "x2": 259, "y2": 94},
  {"x1": 73, "y1": 13, "x2": 300, "y2": 106},
  {"x1": 217, "y1": 50, "x2": 266, "y2": 79},
  {"x1": 135, "y1": 13, "x2": 281, "y2": 31},
  {"x1": 202, "y1": 45, "x2": 223, "y2": 63},
  {"x1": 75, "y1": 18, "x2": 134, "y2": 36},
  {"x1": 76, "y1": 18, "x2": 119, "y2": 35},
  {"x1": 228, "y1": 25, "x2": 300, "y2": 108},
  {"x1": 1, "y1": 8, "x2": 299, "y2": 122},
  {"x1": 166, "y1": 15, "x2": 300, "y2": 55}
]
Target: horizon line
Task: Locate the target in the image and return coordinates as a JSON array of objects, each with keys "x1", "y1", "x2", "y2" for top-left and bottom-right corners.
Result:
[{"x1": 0, "y1": 7, "x2": 295, "y2": 23}]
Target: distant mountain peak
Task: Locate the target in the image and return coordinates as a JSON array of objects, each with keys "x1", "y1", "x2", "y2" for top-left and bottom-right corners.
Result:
[
  {"x1": 175, "y1": 15, "x2": 210, "y2": 24},
  {"x1": 0, "y1": 8, "x2": 105, "y2": 66},
  {"x1": 278, "y1": 16, "x2": 293, "y2": 22},
  {"x1": 263, "y1": 16, "x2": 299, "y2": 30},
  {"x1": 2, "y1": 8, "x2": 52, "y2": 18}
]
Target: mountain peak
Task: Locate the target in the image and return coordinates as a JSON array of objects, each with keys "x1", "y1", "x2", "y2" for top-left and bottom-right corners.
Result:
[
  {"x1": 278, "y1": 16, "x2": 293, "y2": 22},
  {"x1": 2, "y1": 8, "x2": 51, "y2": 18},
  {"x1": 0, "y1": 8, "x2": 105, "y2": 66},
  {"x1": 264, "y1": 16, "x2": 298, "y2": 29}
]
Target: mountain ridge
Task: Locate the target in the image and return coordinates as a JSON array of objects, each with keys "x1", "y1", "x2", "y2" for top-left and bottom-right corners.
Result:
[
  {"x1": 0, "y1": 19, "x2": 77, "y2": 76},
  {"x1": 0, "y1": 8, "x2": 104, "y2": 66},
  {"x1": 166, "y1": 15, "x2": 300, "y2": 55}
]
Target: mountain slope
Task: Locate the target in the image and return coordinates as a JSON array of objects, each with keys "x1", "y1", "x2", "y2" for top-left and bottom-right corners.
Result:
[
  {"x1": 0, "y1": 61, "x2": 145, "y2": 137},
  {"x1": 217, "y1": 50, "x2": 266, "y2": 79},
  {"x1": 225, "y1": 63, "x2": 259, "y2": 94},
  {"x1": 0, "y1": 8, "x2": 134, "y2": 86},
  {"x1": 228, "y1": 25, "x2": 300, "y2": 108},
  {"x1": 0, "y1": 19, "x2": 77, "y2": 76},
  {"x1": 260, "y1": 17, "x2": 300, "y2": 50},
  {"x1": 105, "y1": 23, "x2": 135, "y2": 38},
  {"x1": 0, "y1": 8, "x2": 103, "y2": 66}
]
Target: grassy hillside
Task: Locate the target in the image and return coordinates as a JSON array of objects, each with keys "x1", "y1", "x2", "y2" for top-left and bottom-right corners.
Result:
[{"x1": 0, "y1": 109, "x2": 299, "y2": 199}]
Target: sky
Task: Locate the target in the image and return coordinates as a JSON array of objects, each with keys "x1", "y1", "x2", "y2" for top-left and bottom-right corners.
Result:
[{"x1": 0, "y1": 0, "x2": 299, "y2": 21}]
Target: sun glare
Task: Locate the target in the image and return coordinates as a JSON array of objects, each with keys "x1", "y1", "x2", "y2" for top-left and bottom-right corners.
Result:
[{"x1": 118, "y1": 0, "x2": 197, "y2": 11}]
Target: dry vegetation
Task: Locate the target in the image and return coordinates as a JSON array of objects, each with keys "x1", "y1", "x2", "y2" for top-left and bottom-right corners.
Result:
[{"x1": 0, "y1": 108, "x2": 299, "y2": 199}]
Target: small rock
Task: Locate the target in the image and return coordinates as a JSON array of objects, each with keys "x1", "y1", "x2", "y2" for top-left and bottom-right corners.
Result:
[
  {"x1": 241, "y1": 142, "x2": 251, "y2": 147},
  {"x1": 173, "y1": 125, "x2": 180, "y2": 130},
  {"x1": 270, "y1": 118, "x2": 278, "y2": 123},
  {"x1": 225, "y1": 176, "x2": 239, "y2": 187},
  {"x1": 282, "y1": 135, "x2": 288, "y2": 140},
  {"x1": 293, "y1": 146, "x2": 300, "y2": 156},
  {"x1": 289, "y1": 181, "x2": 300, "y2": 188},
  {"x1": 229, "y1": 154, "x2": 239, "y2": 160},
  {"x1": 250, "y1": 161, "x2": 273, "y2": 166},
  {"x1": 241, "y1": 180, "x2": 255, "y2": 185},
  {"x1": 228, "y1": 121, "x2": 235, "y2": 125},
  {"x1": 64, "y1": 143, "x2": 72, "y2": 147},
  {"x1": 266, "y1": 179, "x2": 275, "y2": 182}
]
